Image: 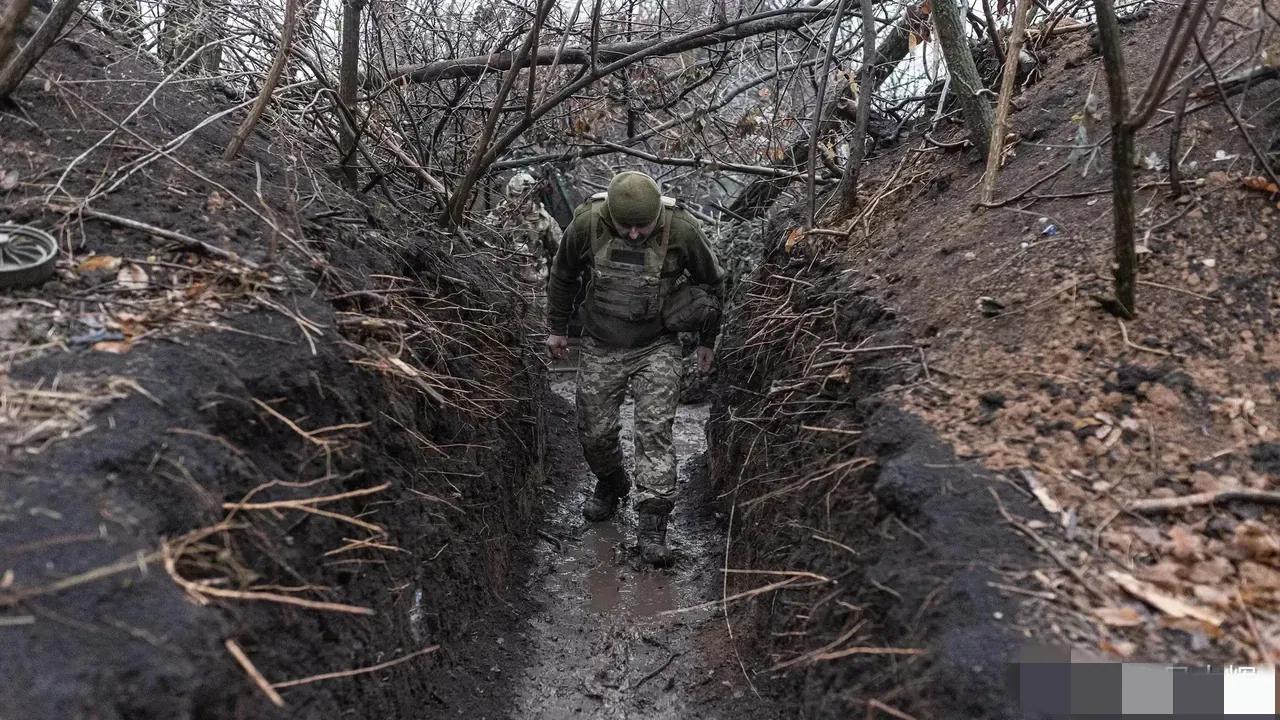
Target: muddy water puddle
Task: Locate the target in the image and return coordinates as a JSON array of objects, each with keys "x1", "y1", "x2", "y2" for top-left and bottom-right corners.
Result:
[{"x1": 489, "y1": 376, "x2": 755, "y2": 719}]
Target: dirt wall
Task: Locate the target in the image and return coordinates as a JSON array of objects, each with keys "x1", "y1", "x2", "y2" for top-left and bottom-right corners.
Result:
[
  {"x1": 1, "y1": 28, "x2": 543, "y2": 720},
  {"x1": 707, "y1": 229, "x2": 1043, "y2": 718}
]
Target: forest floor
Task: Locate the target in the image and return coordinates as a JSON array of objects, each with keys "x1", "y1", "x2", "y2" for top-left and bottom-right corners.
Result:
[
  {"x1": 840, "y1": 7, "x2": 1280, "y2": 665},
  {"x1": 696, "y1": 5, "x2": 1278, "y2": 717},
  {"x1": 715, "y1": 0, "x2": 1279, "y2": 706}
]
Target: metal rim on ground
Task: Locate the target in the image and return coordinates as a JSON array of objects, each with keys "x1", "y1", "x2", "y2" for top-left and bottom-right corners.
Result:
[{"x1": 0, "y1": 223, "x2": 59, "y2": 289}]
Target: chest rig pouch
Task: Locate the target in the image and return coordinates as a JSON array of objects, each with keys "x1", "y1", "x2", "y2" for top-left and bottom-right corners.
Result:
[{"x1": 587, "y1": 197, "x2": 676, "y2": 323}]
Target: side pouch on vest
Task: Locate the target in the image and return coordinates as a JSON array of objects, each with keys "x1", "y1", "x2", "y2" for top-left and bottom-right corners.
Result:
[{"x1": 661, "y1": 283, "x2": 721, "y2": 333}]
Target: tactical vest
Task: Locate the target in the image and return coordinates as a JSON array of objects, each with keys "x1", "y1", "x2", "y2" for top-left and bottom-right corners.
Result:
[{"x1": 585, "y1": 193, "x2": 679, "y2": 323}]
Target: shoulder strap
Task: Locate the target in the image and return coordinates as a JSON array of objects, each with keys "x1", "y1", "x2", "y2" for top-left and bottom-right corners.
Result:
[
  {"x1": 656, "y1": 207, "x2": 672, "y2": 267},
  {"x1": 589, "y1": 199, "x2": 611, "y2": 259}
]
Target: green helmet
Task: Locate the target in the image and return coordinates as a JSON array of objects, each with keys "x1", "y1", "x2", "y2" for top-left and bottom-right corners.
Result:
[{"x1": 606, "y1": 171, "x2": 662, "y2": 228}]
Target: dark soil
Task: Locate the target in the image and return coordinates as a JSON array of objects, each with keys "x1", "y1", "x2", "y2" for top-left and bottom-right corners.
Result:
[
  {"x1": 1, "y1": 24, "x2": 543, "y2": 720},
  {"x1": 704, "y1": 1, "x2": 1280, "y2": 715},
  {"x1": 706, "y1": 260, "x2": 1042, "y2": 719},
  {"x1": 4, "y1": 2, "x2": 1276, "y2": 718}
]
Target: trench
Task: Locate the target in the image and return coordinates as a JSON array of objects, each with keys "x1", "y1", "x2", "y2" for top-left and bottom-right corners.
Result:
[{"x1": 457, "y1": 350, "x2": 779, "y2": 719}]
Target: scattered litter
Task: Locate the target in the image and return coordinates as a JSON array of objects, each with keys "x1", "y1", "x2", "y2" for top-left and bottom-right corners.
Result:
[
  {"x1": 0, "y1": 224, "x2": 58, "y2": 289},
  {"x1": 70, "y1": 328, "x2": 125, "y2": 346},
  {"x1": 977, "y1": 296, "x2": 1005, "y2": 317},
  {"x1": 116, "y1": 264, "x2": 150, "y2": 290},
  {"x1": 77, "y1": 255, "x2": 122, "y2": 273},
  {"x1": 1094, "y1": 605, "x2": 1145, "y2": 627},
  {"x1": 1106, "y1": 570, "x2": 1224, "y2": 627}
]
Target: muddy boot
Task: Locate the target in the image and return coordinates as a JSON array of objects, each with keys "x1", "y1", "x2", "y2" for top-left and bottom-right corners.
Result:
[
  {"x1": 637, "y1": 511, "x2": 673, "y2": 568},
  {"x1": 582, "y1": 470, "x2": 629, "y2": 522}
]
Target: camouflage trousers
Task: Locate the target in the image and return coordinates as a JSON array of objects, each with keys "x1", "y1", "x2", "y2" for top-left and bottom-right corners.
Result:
[{"x1": 576, "y1": 335, "x2": 682, "y2": 514}]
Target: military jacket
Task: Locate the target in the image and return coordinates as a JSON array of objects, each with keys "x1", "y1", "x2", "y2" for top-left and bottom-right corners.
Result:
[
  {"x1": 547, "y1": 195, "x2": 723, "y2": 348},
  {"x1": 487, "y1": 202, "x2": 561, "y2": 275}
]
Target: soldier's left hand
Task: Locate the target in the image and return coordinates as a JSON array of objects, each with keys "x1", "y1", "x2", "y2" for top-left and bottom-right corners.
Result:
[{"x1": 695, "y1": 346, "x2": 714, "y2": 375}]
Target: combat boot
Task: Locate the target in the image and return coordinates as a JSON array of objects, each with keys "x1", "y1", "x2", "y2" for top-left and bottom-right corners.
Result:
[
  {"x1": 637, "y1": 511, "x2": 673, "y2": 568},
  {"x1": 582, "y1": 469, "x2": 629, "y2": 522}
]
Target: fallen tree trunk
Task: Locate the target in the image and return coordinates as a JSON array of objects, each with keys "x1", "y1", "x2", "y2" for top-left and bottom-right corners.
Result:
[
  {"x1": 373, "y1": 4, "x2": 833, "y2": 88},
  {"x1": 438, "y1": 3, "x2": 842, "y2": 224}
]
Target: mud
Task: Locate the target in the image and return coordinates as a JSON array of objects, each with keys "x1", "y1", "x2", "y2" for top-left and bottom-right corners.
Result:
[{"x1": 464, "y1": 364, "x2": 780, "y2": 719}]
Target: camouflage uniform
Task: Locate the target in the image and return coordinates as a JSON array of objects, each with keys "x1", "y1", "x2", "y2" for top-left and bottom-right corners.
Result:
[
  {"x1": 548, "y1": 176, "x2": 723, "y2": 527},
  {"x1": 488, "y1": 173, "x2": 562, "y2": 302},
  {"x1": 498, "y1": 204, "x2": 560, "y2": 288},
  {"x1": 576, "y1": 335, "x2": 683, "y2": 511}
]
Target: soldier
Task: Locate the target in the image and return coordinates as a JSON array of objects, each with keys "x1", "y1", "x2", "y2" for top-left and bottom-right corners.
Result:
[
  {"x1": 488, "y1": 172, "x2": 561, "y2": 295},
  {"x1": 545, "y1": 171, "x2": 723, "y2": 567}
]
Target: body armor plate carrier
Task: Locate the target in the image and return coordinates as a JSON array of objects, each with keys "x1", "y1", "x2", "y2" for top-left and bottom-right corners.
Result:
[{"x1": 586, "y1": 195, "x2": 678, "y2": 323}]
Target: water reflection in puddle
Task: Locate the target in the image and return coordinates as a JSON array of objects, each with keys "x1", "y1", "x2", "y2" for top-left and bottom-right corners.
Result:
[{"x1": 545, "y1": 377, "x2": 693, "y2": 620}]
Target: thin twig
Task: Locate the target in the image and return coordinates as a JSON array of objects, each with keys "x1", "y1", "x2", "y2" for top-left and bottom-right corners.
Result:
[
  {"x1": 1128, "y1": 489, "x2": 1280, "y2": 514},
  {"x1": 0, "y1": 550, "x2": 160, "y2": 606},
  {"x1": 1117, "y1": 319, "x2": 1180, "y2": 358},
  {"x1": 867, "y1": 699, "x2": 921, "y2": 720},
  {"x1": 225, "y1": 639, "x2": 286, "y2": 707},
  {"x1": 48, "y1": 204, "x2": 257, "y2": 268},
  {"x1": 272, "y1": 646, "x2": 439, "y2": 689}
]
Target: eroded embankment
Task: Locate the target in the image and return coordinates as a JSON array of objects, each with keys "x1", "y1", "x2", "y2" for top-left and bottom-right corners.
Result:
[
  {"x1": 2, "y1": 240, "x2": 544, "y2": 720},
  {"x1": 708, "y1": 236, "x2": 1045, "y2": 718},
  {"x1": 1, "y1": 27, "x2": 543, "y2": 720}
]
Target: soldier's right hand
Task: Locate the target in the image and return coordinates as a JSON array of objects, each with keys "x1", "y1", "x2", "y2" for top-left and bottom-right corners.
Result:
[{"x1": 546, "y1": 334, "x2": 570, "y2": 360}]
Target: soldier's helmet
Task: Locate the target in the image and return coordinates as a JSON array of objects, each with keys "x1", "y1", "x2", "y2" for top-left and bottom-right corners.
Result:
[{"x1": 506, "y1": 172, "x2": 537, "y2": 201}]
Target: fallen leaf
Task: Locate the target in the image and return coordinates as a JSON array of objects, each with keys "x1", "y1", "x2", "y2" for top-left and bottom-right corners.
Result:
[
  {"x1": 784, "y1": 227, "x2": 804, "y2": 254},
  {"x1": 1233, "y1": 520, "x2": 1280, "y2": 560},
  {"x1": 1094, "y1": 605, "x2": 1145, "y2": 627},
  {"x1": 1239, "y1": 561, "x2": 1280, "y2": 591},
  {"x1": 1157, "y1": 615, "x2": 1224, "y2": 639},
  {"x1": 1107, "y1": 569, "x2": 1224, "y2": 627},
  {"x1": 1138, "y1": 560, "x2": 1182, "y2": 587},
  {"x1": 1242, "y1": 176, "x2": 1280, "y2": 195},
  {"x1": 117, "y1": 264, "x2": 149, "y2": 291},
  {"x1": 1022, "y1": 470, "x2": 1062, "y2": 514},
  {"x1": 77, "y1": 255, "x2": 122, "y2": 273},
  {"x1": 114, "y1": 311, "x2": 148, "y2": 338},
  {"x1": 0, "y1": 169, "x2": 17, "y2": 191},
  {"x1": 1133, "y1": 526, "x2": 1163, "y2": 547},
  {"x1": 1099, "y1": 639, "x2": 1137, "y2": 658},
  {"x1": 1187, "y1": 557, "x2": 1233, "y2": 585},
  {"x1": 1167, "y1": 525, "x2": 1202, "y2": 560},
  {"x1": 92, "y1": 340, "x2": 132, "y2": 354},
  {"x1": 1143, "y1": 384, "x2": 1181, "y2": 409},
  {"x1": 1192, "y1": 584, "x2": 1232, "y2": 608}
]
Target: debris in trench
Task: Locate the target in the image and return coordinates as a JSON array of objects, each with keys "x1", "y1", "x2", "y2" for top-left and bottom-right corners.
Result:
[{"x1": 0, "y1": 224, "x2": 58, "y2": 289}]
